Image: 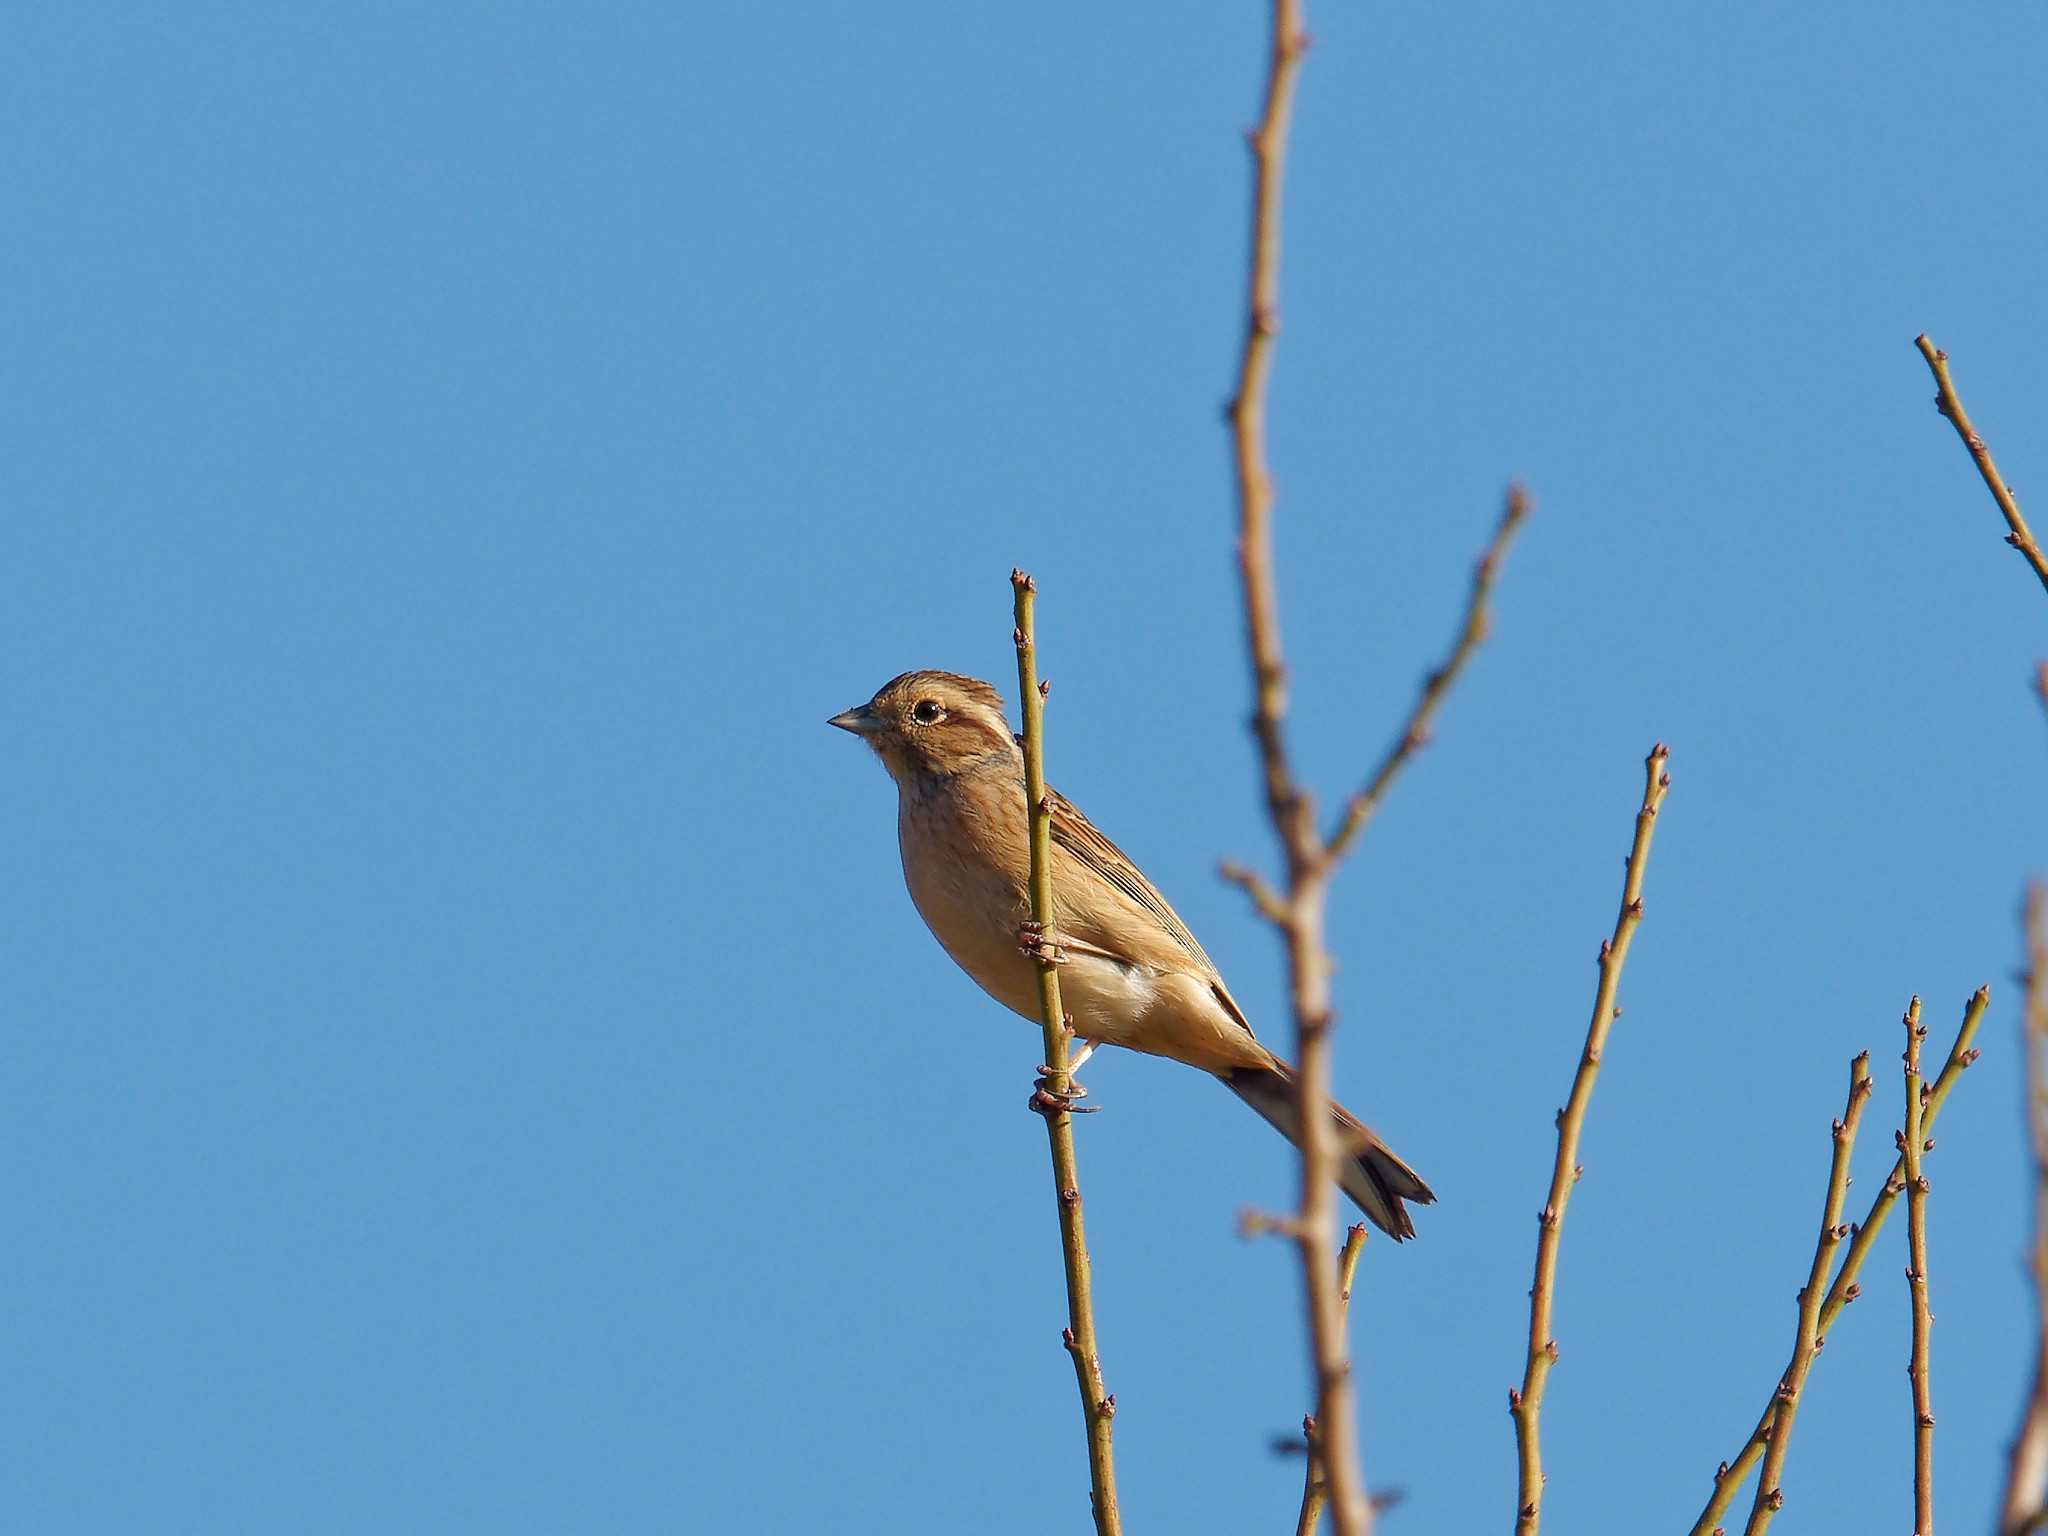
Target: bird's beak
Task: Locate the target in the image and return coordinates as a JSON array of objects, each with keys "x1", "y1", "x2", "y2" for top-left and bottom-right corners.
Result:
[{"x1": 828, "y1": 704, "x2": 883, "y2": 735}]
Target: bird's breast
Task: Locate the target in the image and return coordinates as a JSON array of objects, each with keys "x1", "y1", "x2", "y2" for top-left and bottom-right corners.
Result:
[{"x1": 897, "y1": 781, "x2": 1038, "y2": 1019}]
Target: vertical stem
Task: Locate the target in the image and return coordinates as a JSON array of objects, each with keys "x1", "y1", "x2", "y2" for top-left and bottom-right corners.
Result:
[
  {"x1": 1010, "y1": 570, "x2": 1122, "y2": 1536},
  {"x1": 1297, "y1": 1226, "x2": 1370, "y2": 1536},
  {"x1": 1229, "y1": 0, "x2": 1314, "y2": 871},
  {"x1": 1509, "y1": 745, "x2": 1671, "y2": 1536},
  {"x1": 1903, "y1": 1000, "x2": 1935, "y2": 1535},
  {"x1": 1742, "y1": 1053, "x2": 1874, "y2": 1535},
  {"x1": 1223, "y1": 5, "x2": 1371, "y2": 1534}
]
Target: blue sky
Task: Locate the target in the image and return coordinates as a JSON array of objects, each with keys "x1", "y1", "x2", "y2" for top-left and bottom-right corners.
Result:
[{"x1": 7, "y1": 3, "x2": 2048, "y2": 1531}]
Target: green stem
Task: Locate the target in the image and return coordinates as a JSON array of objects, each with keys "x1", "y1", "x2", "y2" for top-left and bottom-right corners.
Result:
[
  {"x1": 1742, "y1": 1051, "x2": 1874, "y2": 1535},
  {"x1": 1009, "y1": 570, "x2": 1121, "y2": 1536},
  {"x1": 1690, "y1": 988, "x2": 1988, "y2": 1536}
]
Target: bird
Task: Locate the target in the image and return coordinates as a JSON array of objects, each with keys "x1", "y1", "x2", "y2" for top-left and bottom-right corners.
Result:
[{"x1": 828, "y1": 668, "x2": 1435, "y2": 1239}]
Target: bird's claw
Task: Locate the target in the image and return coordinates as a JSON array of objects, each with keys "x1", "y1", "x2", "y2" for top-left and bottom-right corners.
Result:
[
  {"x1": 1017, "y1": 920, "x2": 1069, "y2": 966},
  {"x1": 1029, "y1": 1065, "x2": 1100, "y2": 1115}
]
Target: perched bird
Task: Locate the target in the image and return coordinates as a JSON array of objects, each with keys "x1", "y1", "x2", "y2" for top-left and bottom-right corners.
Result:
[{"x1": 829, "y1": 669, "x2": 1435, "y2": 1240}]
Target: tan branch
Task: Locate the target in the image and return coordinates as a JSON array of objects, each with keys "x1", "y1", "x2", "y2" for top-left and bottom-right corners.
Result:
[
  {"x1": 1228, "y1": 0, "x2": 1315, "y2": 881},
  {"x1": 2001, "y1": 888, "x2": 2048, "y2": 1536},
  {"x1": 1222, "y1": 5, "x2": 1375, "y2": 1534},
  {"x1": 1508, "y1": 744, "x2": 1671, "y2": 1536},
  {"x1": 1690, "y1": 987, "x2": 1989, "y2": 1536},
  {"x1": 1325, "y1": 484, "x2": 1529, "y2": 861},
  {"x1": 1913, "y1": 335, "x2": 2048, "y2": 597},
  {"x1": 1010, "y1": 570, "x2": 1122, "y2": 1536},
  {"x1": 1221, "y1": 860, "x2": 1290, "y2": 925},
  {"x1": 1902, "y1": 999, "x2": 1936, "y2": 1536},
  {"x1": 1742, "y1": 1052, "x2": 1874, "y2": 1535}
]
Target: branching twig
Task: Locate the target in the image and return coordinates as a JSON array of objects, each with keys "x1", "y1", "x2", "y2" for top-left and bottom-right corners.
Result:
[
  {"x1": 1507, "y1": 744, "x2": 1670, "y2": 1536},
  {"x1": 1325, "y1": 485, "x2": 1529, "y2": 861},
  {"x1": 1913, "y1": 334, "x2": 2048, "y2": 597},
  {"x1": 1296, "y1": 1225, "x2": 1369, "y2": 1536},
  {"x1": 1010, "y1": 569, "x2": 1122, "y2": 1536},
  {"x1": 1220, "y1": 10, "x2": 1527, "y2": 1532},
  {"x1": 1689, "y1": 988, "x2": 1990, "y2": 1536},
  {"x1": 2001, "y1": 889, "x2": 2048, "y2": 1536},
  {"x1": 1222, "y1": 4, "x2": 1372, "y2": 1533},
  {"x1": 1742, "y1": 1052, "x2": 1875, "y2": 1535},
  {"x1": 1902, "y1": 998, "x2": 1936, "y2": 1536}
]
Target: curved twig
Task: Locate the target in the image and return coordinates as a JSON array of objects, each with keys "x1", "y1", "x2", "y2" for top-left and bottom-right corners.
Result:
[
  {"x1": 1509, "y1": 744, "x2": 1671, "y2": 1536},
  {"x1": 1913, "y1": 334, "x2": 2048, "y2": 597},
  {"x1": 1742, "y1": 1052, "x2": 1874, "y2": 1534},
  {"x1": 1326, "y1": 485, "x2": 1528, "y2": 861}
]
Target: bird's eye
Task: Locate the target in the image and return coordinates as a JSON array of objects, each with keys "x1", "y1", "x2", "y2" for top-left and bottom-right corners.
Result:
[{"x1": 911, "y1": 699, "x2": 945, "y2": 725}]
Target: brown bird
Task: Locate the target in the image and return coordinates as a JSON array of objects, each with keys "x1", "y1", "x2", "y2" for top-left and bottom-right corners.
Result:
[{"x1": 829, "y1": 669, "x2": 1435, "y2": 1239}]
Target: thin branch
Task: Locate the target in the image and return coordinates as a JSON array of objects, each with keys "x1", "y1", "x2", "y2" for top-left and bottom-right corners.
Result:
[
  {"x1": 1902, "y1": 998, "x2": 1936, "y2": 1536},
  {"x1": 1221, "y1": 860, "x2": 1290, "y2": 925},
  {"x1": 1325, "y1": 484, "x2": 1529, "y2": 861},
  {"x1": 1913, "y1": 334, "x2": 2048, "y2": 597},
  {"x1": 1297, "y1": 1225, "x2": 1370, "y2": 1536},
  {"x1": 2001, "y1": 888, "x2": 2048, "y2": 1536},
  {"x1": 1223, "y1": 5, "x2": 1372, "y2": 1534},
  {"x1": 1689, "y1": 987, "x2": 1990, "y2": 1536},
  {"x1": 1228, "y1": 0, "x2": 1315, "y2": 883},
  {"x1": 1509, "y1": 744, "x2": 1671, "y2": 1536},
  {"x1": 1742, "y1": 1052, "x2": 1875, "y2": 1536},
  {"x1": 1010, "y1": 570, "x2": 1122, "y2": 1536}
]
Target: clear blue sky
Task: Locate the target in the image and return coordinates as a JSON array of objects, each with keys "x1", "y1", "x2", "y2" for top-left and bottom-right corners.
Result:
[{"x1": 7, "y1": 3, "x2": 2047, "y2": 1532}]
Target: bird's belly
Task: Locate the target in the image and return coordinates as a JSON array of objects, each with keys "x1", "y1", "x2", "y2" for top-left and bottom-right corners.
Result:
[{"x1": 1054, "y1": 953, "x2": 1166, "y2": 1049}]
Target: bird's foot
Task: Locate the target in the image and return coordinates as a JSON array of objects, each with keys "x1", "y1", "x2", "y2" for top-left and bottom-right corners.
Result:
[
  {"x1": 1029, "y1": 1063, "x2": 1100, "y2": 1116},
  {"x1": 1016, "y1": 920, "x2": 1069, "y2": 966}
]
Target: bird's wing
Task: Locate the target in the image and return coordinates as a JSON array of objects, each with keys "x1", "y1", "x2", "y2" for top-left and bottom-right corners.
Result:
[{"x1": 1047, "y1": 786, "x2": 1261, "y2": 1041}]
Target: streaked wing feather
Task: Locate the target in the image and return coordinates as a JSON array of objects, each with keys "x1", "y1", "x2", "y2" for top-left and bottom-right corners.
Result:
[{"x1": 1047, "y1": 787, "x2": 1263, "y2": 1048}]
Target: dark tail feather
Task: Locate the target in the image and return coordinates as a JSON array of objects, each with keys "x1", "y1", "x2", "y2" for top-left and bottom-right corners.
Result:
[{"x1": 1222, "y1": 1062, "x2": 1436, "y2": 1241}]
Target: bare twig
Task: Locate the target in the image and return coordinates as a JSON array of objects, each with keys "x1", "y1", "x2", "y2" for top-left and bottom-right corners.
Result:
[
  {"x1": 1296, "y1": 1226, "x2": 1370, "y2": 1536},
  {"x1": 1509, "y1": 744, "x2": 1671, "y2": 1536},
  {"x1": 1325, "y1": 485, "x2": 1529, "y2": 861},
  {"x1": 1690, "y1": 988, "x2": 1990, "y2": 1536},
  {"x1": 1220, "y1": 10, "x2": 1525, "y2": 1532},
  {"x1": 1742, "y1": 1052, "x2": 1875, "y2": 1535},
  {"x1": 1902, "y1": 999, "x2": 1936, "y2": 1535},
  {"x1": 1222, "y1": 4, "x2": 1373, "y2": 1533},
  {"x1": 1010, "y1": 570, "x2": 1121, "y2": 1536},
  {"x1": 1229, "y1": 0, "x2": 1314, "y2": 882},
  {"x1": 1221, "y1": 860, "x2": 1290, "y2": 925},
  {"x1": 2001, "y1": 889, "x2": 2048, "y2": 1536},
  {"x1": 1914, "y1": 334, "x2": 2048, "y2": 597}
]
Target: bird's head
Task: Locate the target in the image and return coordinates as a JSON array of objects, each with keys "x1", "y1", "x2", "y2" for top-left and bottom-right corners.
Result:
[{"x1": 828, "y1": 671, "x2": 1020, "y2": 785}]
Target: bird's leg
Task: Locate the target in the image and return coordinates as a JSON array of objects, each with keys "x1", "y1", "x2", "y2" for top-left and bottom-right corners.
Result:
[
  {"x1": 1029, "y1": 1024, "x2": 1101, "y2": 1116},
  {"x1": 1015, "y1": 919, "x2": 1068, "y2": 966}
]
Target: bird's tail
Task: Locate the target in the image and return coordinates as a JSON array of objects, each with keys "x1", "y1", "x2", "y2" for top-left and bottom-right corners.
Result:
[{"x1": 1222, "y1": 1062, "x2": 1436, "y2": 1241}]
